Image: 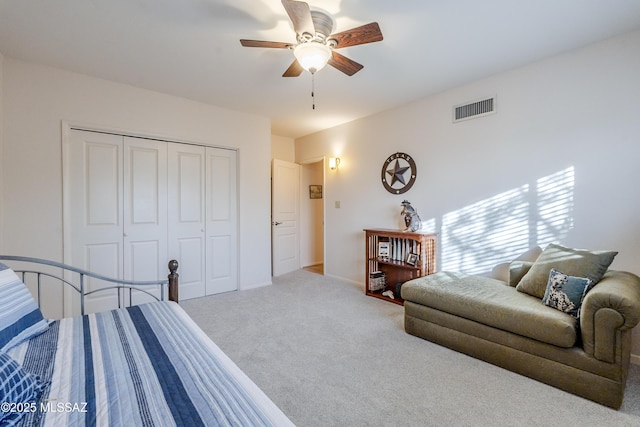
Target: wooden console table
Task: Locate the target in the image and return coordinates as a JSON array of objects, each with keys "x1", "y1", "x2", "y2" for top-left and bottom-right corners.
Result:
[{"x1": 364, "y1": 228, "x2": 437, "y2": 305}]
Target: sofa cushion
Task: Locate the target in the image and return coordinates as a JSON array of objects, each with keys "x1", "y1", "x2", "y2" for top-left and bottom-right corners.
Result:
[
  {"x1": 542, "y1": 269, "x2": 593, "y2": 318},
  {"x1": 516, "y1": 244, "x2": 617, "y2": 298},
  {"x1": 402, "y1": 272, "x2": 578, "y2": 347}
]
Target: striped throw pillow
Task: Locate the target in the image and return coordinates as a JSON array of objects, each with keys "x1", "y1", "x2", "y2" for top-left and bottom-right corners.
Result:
[
  {"x1": 0, "y1": 264, "x2": 49, "y2": 352},
  {"x1": 0, "y1": 351, "x2": 44, "y2": 424}
]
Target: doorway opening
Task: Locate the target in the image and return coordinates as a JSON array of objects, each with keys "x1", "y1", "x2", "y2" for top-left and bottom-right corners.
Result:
[
  {"x1": 300, "y1": 159, "x2": 325, "y2": 275},
  {"x1": 271, "y1": 158, "x2": 325, "y2": 277}
]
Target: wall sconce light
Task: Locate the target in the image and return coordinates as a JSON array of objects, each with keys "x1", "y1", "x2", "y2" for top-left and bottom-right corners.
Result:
[{"x1": 329, "y1": 157, "x2": 341, "y2": 171}]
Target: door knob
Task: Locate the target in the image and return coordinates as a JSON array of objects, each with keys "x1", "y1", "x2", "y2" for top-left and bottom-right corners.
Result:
[{"x1": 273, "y1": 221, "x2": 282, "y2": 226}]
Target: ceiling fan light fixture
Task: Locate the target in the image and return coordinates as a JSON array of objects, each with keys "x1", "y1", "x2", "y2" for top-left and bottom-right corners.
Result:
[
  {"x1": 240, "y1": 1, "x2": 383, "y2": 78},
  {"x1": 294, "y1": 42, "x2": 332, "y2": 74}
]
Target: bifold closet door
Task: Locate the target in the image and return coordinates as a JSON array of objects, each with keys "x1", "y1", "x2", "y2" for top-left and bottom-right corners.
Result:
[
  {"x1": 123, "y1": 136, "x2": 168, "y2": 303},
  {"x1": 66, "y1": 131, "x2": 168, "y2": 314},
  {"x1": 66, "y1": 130, "x2": 124, "y2": 314},
  {"x1": 66, "y1": 130, "x2": 238, "y2": 312},
  {"x1": 168, "y1": 143, "x2": 206, "y2": 299},
  {"x1": 206, "y1": 147, "x2": 238, "y2": 295},
  {"x1": 167, "y1": 145, "x2": 238, "y2": 298}
]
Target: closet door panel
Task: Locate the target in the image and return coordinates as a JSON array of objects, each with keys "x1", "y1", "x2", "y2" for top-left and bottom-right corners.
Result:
[
  {"x1": 210, "y1": 235, "x2": 231, "y2": 278},
  {"x1": 123, "y1": 137, "x2": 168, "y2": 304},
  {"x1": 83, "y1": 243, "x2": 122, "y2": 313},
  {"x1": 206, "y1": 148, "x2": 238, "y2": 295},
  {"x1": 86, "y1": 143, "x2": 120, "y2": 226},
  {"x1": 66, "y1": 130, "x2": 124, "y2": 315},
  {"x1": 168, "y1": 143, "x2": 206, "y2": 300}
]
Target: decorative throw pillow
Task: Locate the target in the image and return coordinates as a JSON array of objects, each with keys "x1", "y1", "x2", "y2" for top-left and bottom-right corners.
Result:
[
  {"x1": 0, "y1": 263, "x2": 49, "y2": 352},
  {"x1": 490, "y1": 246, "x2": 542, "y2": 284},
  {"x1": 516, "y1": 246, "x2": 543, "y2": 263},
  {"x1": 0, "y1": 351, "x2": 45, "y2": 424},
  {"x1": 489, "y1": 262, "x2": 510, "y2": 282},
  {"x1": 508, "y1": 261, "x2": 534, "y2": 287},
  {"x1": 542, "y1": 269, "x2": 593, "y2": 318},
  {"x1": 515, "y1": 243, "x2": 617, "y2": 298},
  {"x1": 506, "y1": 246, "x2": 542, "y2": 286}
]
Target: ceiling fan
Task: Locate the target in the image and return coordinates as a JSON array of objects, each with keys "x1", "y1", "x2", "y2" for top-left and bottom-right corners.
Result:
[{"x1": 240, "y1": 0, "x2": 383, "y2": 77}]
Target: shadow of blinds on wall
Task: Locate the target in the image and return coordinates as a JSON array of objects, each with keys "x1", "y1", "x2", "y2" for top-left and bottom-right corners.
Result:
[{"x1": 440, "y1": 167, "x2": 575, "y2": 274}]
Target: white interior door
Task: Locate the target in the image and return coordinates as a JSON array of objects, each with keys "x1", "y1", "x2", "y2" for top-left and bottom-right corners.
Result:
[
  {"x1": 168, "y1": 143, "x2": 206, "y2": 300},
  {"x1": 65, "y1": 130, "x2": 124, "y2": 315},
  {"x1": 205, "y1": 147, "x2": 238, "y2": 295},
  {"x1": 272, "y1": 159, "x2": 300, "y2": 276},
  {"x1": 123, "y1": 136, "x2": 168, "y2": 304}
]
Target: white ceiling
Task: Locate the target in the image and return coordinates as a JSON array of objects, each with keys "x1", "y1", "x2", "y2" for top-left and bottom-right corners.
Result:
[{"x1": 1, "y1": 0, "x2": 640, "y2": 138}]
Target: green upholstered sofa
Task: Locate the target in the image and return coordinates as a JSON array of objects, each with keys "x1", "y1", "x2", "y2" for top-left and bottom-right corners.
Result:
[{"x1": 401, "y1": 244, "x2": 640, "y2": 409}]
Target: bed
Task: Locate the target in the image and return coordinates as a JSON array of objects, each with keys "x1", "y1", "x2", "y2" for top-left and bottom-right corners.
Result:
[{"x1": 0, "y1": 256, "x2": 294, "y2": 426}]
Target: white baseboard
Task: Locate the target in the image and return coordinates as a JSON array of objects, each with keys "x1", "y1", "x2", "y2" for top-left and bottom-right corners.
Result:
[
  {"x1": 323, "y1": 273, "x2": 361, "y2": 287},
  {"x1": 240, "y1": 280, "x2": 272, "y2": 291},
  {"x1": 631, "y1": 354, "x2": 640, "y2": 365},
  {"x1": 302, "y1": 261, "x2": 323, "y2": 268}
]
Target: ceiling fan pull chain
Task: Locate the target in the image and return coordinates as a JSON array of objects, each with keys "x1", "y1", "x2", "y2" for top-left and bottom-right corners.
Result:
[{"x1": 311, "y1": 73, "x2": 316, "y2": 110}]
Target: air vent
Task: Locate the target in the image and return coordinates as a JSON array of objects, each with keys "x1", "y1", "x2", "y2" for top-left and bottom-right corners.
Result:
[{"x1": 453, "y1": 96, "x2": 496, "y2": 122}]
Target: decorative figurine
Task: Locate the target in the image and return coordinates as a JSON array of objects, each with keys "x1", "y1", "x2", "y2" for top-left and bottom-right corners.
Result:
[{"x1": 400, "y1": 200, "x2": 422, "y2": 232}]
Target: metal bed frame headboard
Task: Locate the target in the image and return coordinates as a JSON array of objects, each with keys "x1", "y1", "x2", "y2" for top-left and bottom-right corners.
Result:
[{"x1": 0, "y1": 255, "x2": 179, "y2": 316}]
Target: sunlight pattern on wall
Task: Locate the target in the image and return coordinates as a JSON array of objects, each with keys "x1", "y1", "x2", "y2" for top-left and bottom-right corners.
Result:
[
  {"x1": 440, "y1": 167, "x2": 574, "y2": 274},
  {"x1": 536, "y1": 168, "x2": 575, "y2": 245}
]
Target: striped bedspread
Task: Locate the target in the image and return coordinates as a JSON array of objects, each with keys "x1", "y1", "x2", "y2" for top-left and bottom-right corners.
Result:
[{"x1": 7, "y1": 302, "x2": 294, "y2": 426}]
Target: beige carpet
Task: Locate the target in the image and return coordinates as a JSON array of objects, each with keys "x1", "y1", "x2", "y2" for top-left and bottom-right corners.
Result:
[{"x1": 181, "y1": 269, "x2": 640, "y2": 426}]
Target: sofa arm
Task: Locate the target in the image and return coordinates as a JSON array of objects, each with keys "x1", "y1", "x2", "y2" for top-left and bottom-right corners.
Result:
[{"x1": 580, "y1": 270, "x2": 640, "y2": 363}]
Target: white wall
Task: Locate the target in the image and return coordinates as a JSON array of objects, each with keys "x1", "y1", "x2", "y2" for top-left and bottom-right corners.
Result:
[
  {"x1": 1, "y1": 58, "x2": 273, "y2": 309},
  {"x1": 271, "y1": 134, "x2": 295, "y2": 162},
  {"x1": 296, "y1": 30, "x2": 640, "y2": 352}
]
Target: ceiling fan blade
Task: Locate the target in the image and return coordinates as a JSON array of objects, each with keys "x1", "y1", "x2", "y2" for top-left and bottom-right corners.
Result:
[
  {"x1": 240, "y1": 39, "x2": 292, "y2": 49},
  {"x1": 281, "y1": 0, "x2": 315, "y2": 36},
  {"x1": 283, "y1": 60, "x2": 304, "y2": 77},
  {"x1": 329, "y1": 22, "x2": 383, "y2": 49},
  {"x1": 328, "y1": 52, "x2": 364, "y2": 76}
]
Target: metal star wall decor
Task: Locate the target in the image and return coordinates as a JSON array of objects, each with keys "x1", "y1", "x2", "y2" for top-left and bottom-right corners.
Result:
[
  {"x1": 386, "y1": 160, "x2": 410, "y2": 186},
  {"x1": 381, "y1": 152, "x2": 417, "y2": 194}
]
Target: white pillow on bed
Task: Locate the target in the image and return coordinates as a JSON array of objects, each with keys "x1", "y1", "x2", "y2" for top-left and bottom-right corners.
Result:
[{"x1": 0, "y1": 263, "x2": 49, "y2": 352}]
